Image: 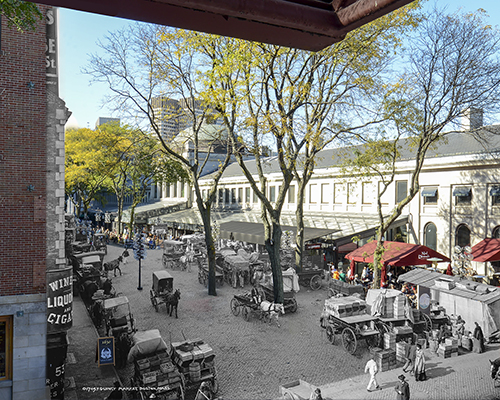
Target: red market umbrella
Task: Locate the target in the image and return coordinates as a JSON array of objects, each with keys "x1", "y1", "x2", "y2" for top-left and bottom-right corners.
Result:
[
  {"x1": 345, "y1": 241, "x2": 450, "y2": 266},
  {"x1": 470, "y1": 238, "x2": 500, "y2": 262}
]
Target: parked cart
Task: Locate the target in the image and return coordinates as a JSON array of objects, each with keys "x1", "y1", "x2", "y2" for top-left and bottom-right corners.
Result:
[
  {"x1": 102, "y1": 296, "x2": 136, "y2": 337},
  {"x1": 328, "y1": 278, "x2": 366, "y2": 299},
  {"x1": 230, "y1": 292, "x2": 264, "y2": 322},
  {"x1": 162, "y1": 240, "x2": 186, "y2": 269},
  {"x1": 198, "y1": 263, "x2": 224, "y2": 287},
  {"x1": 320, "y1": 295, "x2": 380, "y2": 354},
  {"x1": 150, "y1": 271, "x2": 174, "y2": 312},
  {"x1": 256, "y1": 268, "x2": 299, "y2": 313},
  {"x1": 296, "y1": 267, "x2": 324, "y2": 291}
]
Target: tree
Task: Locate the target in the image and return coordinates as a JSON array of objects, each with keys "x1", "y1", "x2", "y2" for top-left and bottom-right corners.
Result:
[
  {"x1": 65, "y1": 127, "x2": 111, "y2": 218},
  {"x1": 0, "y1": 0, "x2": 42, "y2": 31},
  {"x1": 348, "y1": 7, "x2": 500, "y2": 288},
  {"x1": 84, "y1": 24, "x2": 232, "y2": 296}
]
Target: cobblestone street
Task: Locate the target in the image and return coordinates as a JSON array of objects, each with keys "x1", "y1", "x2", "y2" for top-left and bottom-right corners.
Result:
[{"x1": 106, "y1": 244, "x2": 373, "y2": 399}]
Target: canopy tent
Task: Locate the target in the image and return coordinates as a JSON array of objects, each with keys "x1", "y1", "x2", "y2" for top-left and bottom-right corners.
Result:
[
  {"x1": 219, "y1": 221, "x2": 338, "y2": 246},
  {"x1": 398, "y1": 269, "x2": 500, "y2": 337},
  {"x1": 470, "y1": 238, "x2": 500, "y2": 262},
  {"x1": 345, "y1": 241, "x2": 450, "y2": 267}
]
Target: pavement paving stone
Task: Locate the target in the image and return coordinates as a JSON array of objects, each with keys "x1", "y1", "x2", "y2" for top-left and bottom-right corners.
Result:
[{"x1": 67, "y1": 243, "x2": 500, "y2": 400}]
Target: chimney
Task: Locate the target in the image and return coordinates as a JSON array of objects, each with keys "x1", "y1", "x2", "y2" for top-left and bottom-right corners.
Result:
[{"x1": 461, "y1": 107, "x2": 483, "y2": 131}]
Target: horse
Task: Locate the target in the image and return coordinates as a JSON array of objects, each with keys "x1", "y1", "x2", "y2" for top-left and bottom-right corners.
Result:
[
  {"x1": 165, "y1": 289, "x2": 181, "y2": 318},
  {"x1": 490, "y1": 358, "x2": 500, "y2": 380},
  {"x1": 259, "y1": 300, "x2": 285, "y2": 328},
  {"x1": 103, "y1": 256, "x2": 122, "y2": 277}
]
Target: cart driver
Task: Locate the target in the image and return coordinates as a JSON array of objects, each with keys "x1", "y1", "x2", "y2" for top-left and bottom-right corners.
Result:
[{"x1": 251, "y1": 285, "x2": 262, "y2": 305}]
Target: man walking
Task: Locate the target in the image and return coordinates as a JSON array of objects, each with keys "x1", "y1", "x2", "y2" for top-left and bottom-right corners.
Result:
[
  {"x1": 402, "y1": 339, "x2": 416, "y2": 374},
  {"x1": 394, "y1": 374, "x2": 410, "y2": 400},
  {"x1": 365, "y1": 357, "x2": 382, "y2": 392}
]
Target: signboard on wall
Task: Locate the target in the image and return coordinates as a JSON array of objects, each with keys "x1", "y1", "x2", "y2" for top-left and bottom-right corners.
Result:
[
  {"x1": 47, "y1": 266, "x2": 73, "y2": 332},
  {"x1": 97, "y1": 337, "x2": 115, "y2": 367}
]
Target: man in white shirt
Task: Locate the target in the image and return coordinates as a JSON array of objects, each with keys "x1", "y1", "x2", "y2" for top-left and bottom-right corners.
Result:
[{"x1": 364, "y1": 358, "x2": 382, "y2": 392}]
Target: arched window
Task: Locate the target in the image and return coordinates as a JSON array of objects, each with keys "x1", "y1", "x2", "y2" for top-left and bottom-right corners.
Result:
[
  {"x1": 456, "y1": 224, "x2": 471, "y2": 247},
  {"x1": 492, "y1": 226, "x2": 500, "y2": 239},
  {"x1": 424, "y1": 222, "x2": 437, "y2": 251}
]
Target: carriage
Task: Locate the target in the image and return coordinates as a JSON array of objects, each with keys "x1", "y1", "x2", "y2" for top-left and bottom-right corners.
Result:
[
  {"x1": 254, "y1": 268, "x2": 299, "y2": 314},
  {"x1": 198, "y1": 263, "x2": 224, "y2": 287},
  {"x1": 320, "y1": 295, "x2": 381, "y2": 354},
  {"x1": 230, "y1": 291, "x2": 284, "y2": 325},
  {"x1": 162, "y1": 240, "x2": 186, "y2": 269},
  {"x1": 296, "y1": 267, "x2": 324, "y2": 291},
  {"x1": 328, "y1": 278, "x2": 366, "y2": 299},
  {"x1": 217, "y1": 248, "x2": 253, "y2": 287},
  {"x1": 102, "y1": 296, "x2": 136, "y2": 338},
  {"x1": 150, "y1": 271, "x2": 175, "y2": 312}
]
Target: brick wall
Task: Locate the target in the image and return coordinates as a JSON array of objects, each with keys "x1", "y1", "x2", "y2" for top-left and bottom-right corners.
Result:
[{"x1": 0, "y1": 5, "x2": 51, "y2": 296}]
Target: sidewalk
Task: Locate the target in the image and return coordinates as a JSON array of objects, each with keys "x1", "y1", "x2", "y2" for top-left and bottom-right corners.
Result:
[
  {"x1": 281, "y1": 344, "x2": 500, "y2": 400},
  {"x1": 65, "y1": 295, "x2": 121, "y2": 400}
]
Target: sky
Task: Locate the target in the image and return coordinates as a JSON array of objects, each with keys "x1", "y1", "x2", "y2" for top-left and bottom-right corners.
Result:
[{"x1": 58, "y1": 0, "x2": 500, "y2": 130}]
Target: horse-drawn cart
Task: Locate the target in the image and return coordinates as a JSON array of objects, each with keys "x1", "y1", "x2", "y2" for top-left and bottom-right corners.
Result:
[
  {"x1": 150, "y1": 271, "x2": 173, "y2": 312},
  {"x1": 162, "y1": 240, "x2": 186, "y2": 269},
  {"x1": 103, "y1": 296, "x2": 136, "y2": 337},
  {"x1": 198, "y1": 263, "x2": 224, "y2": 287},
  {"x1": 296, "y1": 267, "x2": 324, "y2": 291},
  {"x1": 320, "y1": 295, "x2": 380, "y2": 354},
  {"x1": 255, "y1": 268, "x2": 299, "y2": 314},
  {"x1": 328, "y1": 278, "x2": 366, "y2": 299},
  {"x1": 230, "y1": 291, "x2": 285, "y2": 326}
]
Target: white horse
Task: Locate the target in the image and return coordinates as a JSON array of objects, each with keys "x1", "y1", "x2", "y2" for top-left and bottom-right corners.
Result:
[{"x1": 259, "y1": 300, "x2": 285, "y2": 327}]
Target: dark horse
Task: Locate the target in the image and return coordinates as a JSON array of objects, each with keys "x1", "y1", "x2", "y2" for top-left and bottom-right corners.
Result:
[
  {"x1": 165, "y1": 289, "x2": 181, "y2": 318},
  {"x1": 490, "y1": 358, "x2": 500, "y2": 380}
]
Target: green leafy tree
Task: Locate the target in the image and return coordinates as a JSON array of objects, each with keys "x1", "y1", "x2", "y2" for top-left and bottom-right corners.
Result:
[{"x1": 0, "y1": 0, "x2": 42, "y2": 31}]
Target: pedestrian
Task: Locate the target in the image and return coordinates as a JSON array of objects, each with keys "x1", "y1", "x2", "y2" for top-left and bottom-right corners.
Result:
[
  {"x1": 456, "y1": 316, "x2": 465, "y2": 342},
  {"x1": 339, "y1": 269, "x2": 347, "y2": 282},
  {"x1": 473, "y1": 321, "x2": 486, "y2": 353},
  {"x1": 414, "y1": 344, "x2": 426, "y2": 381},
  {"x1": 402, "y1": 338, "x2": 416, "y2": 374},
  {"x1": 364, "y1": 357, "x2": 382, "y2": 392},
  {"x1": 105, "y1": 381, "x2": 122, "y2": 400},
  {"x1": 309, "y1": 387, "x2": 323, "y2": 400},
  {"x1": 394, "y1": 374, "x2": 410, "y2": 400},
  {"x1": 332, "y1": 268, "x2": 340, "y2": 280}
]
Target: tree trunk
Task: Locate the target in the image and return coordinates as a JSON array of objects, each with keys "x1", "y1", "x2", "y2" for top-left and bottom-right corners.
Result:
[
  {"x1": 371, "y1": 230, "x2": 386, "y2": 289},
  {"x1": 265, "y1": 218, "x2": 284, "y2": 304},
  {"x1": 295, "y1": 177, "x2": 306, "y2": 272},
  {"x1": 198, "y1": 200, "x2": 217, "y2": 296}
]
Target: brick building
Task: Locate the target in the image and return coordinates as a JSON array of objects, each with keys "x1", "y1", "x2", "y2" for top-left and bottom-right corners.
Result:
[{"x1": 0, "y1": 5, "x2": 70, "y2": 400}]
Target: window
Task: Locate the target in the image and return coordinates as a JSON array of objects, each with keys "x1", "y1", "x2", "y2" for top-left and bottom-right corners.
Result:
[
  {"x1": 347, "y1": 182, "x2": 357, "y2": 204},
  {"x1": 334, "y1": 183, "x2": 343, "y2": 204},
  {"x1": 424, "y1": 222, "x2": 437, "y2": 251},
  {"x1": 422, "y1": 187, "x2": 438, "y2": 205},
  {"x1": 231, "y1": 188, "x2": 236, "y2": 203},
  {"x1": 493, "y1": 226, "x2": 500, "y2": 239},
  {"x1": 396, "y1": 180, "x2": 407, "y2": 203},
  {"x1": 166, "y1": 185, "x2": 171, "y2": 197},
  {"x1": 218, "y1": 189, "x2": 223, "y2": 203},
  {"x1": 378, "y1": 181, "x2": 389, "y2": 205},
  {"x1": 180, "y1": 183, "x2": 185, "y2": 197},
  {"x1": 0, "y1": 316, "x2": 13, "y2": 381},
  {"x1": 321, "y1": 183, "x2": 330, "y2": 204},
  {"x1": 490, "y1": 186, "x2": 500, "y2": 205},
  {"x1": 253, "y1": 190, "x2": 258, "y2": 203},
  {"x1": 245, "y1": 188, "x2": 250, "y2": 204},
  {"x1": 288, "y1": 185, "x2": 295, "y2": 203},
  {"x1": 238, "y1": 188, "x2": 243, "y2": 203},
  {"x1": 269, "y1": 186, "x2": 276, "y2": 202},
  {"x1": 173, "y1": 183, "x2": 178, "y2": 198},
  {"x1": 225, "y1": 188, "x2": 230, "y2": 204},
  {"x1": 453, "y1": 186, "x2": 472, "y2": 205},
  {"x1": 309, "y1": 184, "x2": 317, "y2": 203},
  {"x1": 456, "y1": 224, "x2": 471, "y2": 247},
  {"x1": 362, "y1": 182, "x2": 374, "y2": 205}
]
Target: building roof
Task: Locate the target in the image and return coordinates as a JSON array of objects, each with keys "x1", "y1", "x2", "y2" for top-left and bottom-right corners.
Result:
[
  {"x1": 398, "y1": 269, "x2": 500, "y2": 305},
  {"x1": 202, "y1": 129, "x2": 500, "y2": 180}
]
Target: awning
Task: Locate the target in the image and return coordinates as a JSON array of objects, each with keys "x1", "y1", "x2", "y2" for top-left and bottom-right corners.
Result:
[
  {"x1": 421, "y1": 187, "x2": 437, "y2": 197},
  {"x1": 471, "y1": 238, "x2": 500, "y2": 262},
  {"x1": 490, "y1": 187, "x2": 500, "y2": 196},
  {"x1": 345, "y1": 241, "x2": 450, "y2": 267},
  {"x1": 453, "y1": 187, "x2": 471, "y2": 197},
  {"x1": 219, "y1": 221, "x2": 338, "y2": 246}
]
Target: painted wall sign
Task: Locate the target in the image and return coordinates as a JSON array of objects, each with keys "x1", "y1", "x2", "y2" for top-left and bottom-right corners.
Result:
[
  {"x1": 47, "y1": 266, "x2": 73, "y2": 332},
  {"x1": 45, "y1": 8, "x2": 58, "y2": 93},
  {"x1": 97, "y1": 337, "x2": 115, "y2": 367}
]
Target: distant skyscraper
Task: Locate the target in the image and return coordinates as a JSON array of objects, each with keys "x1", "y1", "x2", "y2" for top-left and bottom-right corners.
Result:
[{"x1": 95, "y1": 117, "x2": 120, "y2": 128}]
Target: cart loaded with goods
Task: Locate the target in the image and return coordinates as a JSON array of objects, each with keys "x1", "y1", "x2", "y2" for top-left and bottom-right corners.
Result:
[{"x1": 127, "y1": 329, "x2": 218, "y2": 400}]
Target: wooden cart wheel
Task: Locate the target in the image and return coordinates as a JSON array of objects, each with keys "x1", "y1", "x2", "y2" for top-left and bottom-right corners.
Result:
[
  {"x1": 422, "y1": 313, "x2": 432, "y2": 332},
  {"x1": 310, "y1": 275, "x2": 322, "y2": 291},
  {"x1": 230, "y1": 298, "x2": 240, "y2": 316},
  {"x1": 326, "y1": 325, "x2": 336, "y2": 345},
  {"x1": 242, "y1": 306, "x2": 250, "y2": 321},
  {"x1": 342, "y1": 327, "x2": 357, "y2": 354},
  {"x1": 288, "y1": 298, "x2": 298, "y2": 313}
]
